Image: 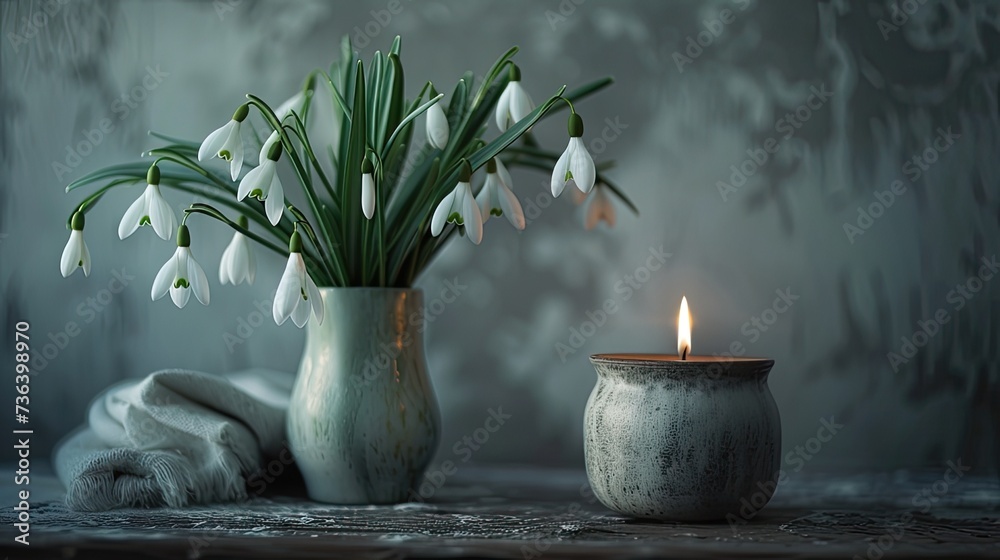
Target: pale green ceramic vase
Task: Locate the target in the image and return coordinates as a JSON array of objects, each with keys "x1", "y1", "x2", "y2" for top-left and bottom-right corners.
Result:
[{"x1": 287, "y1": 288, "x2": 440, "y2": 504}]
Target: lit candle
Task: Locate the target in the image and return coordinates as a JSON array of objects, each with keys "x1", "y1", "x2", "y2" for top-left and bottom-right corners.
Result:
[
  {"x1": 678, "y1": 296, "x2": 691, "y2": 360},
  {"x1": 584, "y1": 294, "x2": 781, "y2": 521}
]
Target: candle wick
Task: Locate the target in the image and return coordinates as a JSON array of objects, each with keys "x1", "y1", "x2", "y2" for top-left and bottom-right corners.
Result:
[{"x1": 681, "y1": 347, "x2": 688, "y2": 361}]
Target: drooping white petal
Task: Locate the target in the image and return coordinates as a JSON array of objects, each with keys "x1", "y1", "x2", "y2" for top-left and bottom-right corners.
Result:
[
  {"x1": 147, "y1": 185, "x2": 176, "y2": 241},
  {"x1": 219, "y1": 244, "x2": 233, "y2": 285},
  {"x1": 568, "y1": 137, "x2": 596, "y2": 193},
  {"x1": 187, "y1": 253, "x2": 210, "y2": 305},
  {"x1": 507, "y1": 82, "x2": 534, "y2": 125},
  {"x1": 265, "y1": 174, "x2": 284, "y2": 225},
  {"x1": 290, "y1": 296, "x2": 310, "y2": 328},
  {"x1": 586, "y1": 188, "x2": 617, "y2": 230},
  {"x1": 497, "y1": 180, "x2": 525, "y2": 230},
  {"x1": 118, "y1": 188, "x2": 149, "y2": 239},
  {"x1": 225, "y1": 126, "x2": 245, "y2": 181},
  {"x1": 245, "y1": 239, "x2": 256, "y2": 285},
  {"x1": 426, "y1": 102, "x2": 450, "y2": 150},
  {"x1": 430, "y1": 188, "x2": 457, "y2": 236},
  {"x1": 495, "y1": 83, "x2": 513, "y2": 131},
  {"x1": 198, "y1": 120, "x2": 236, "y2": 162},
  {"x1": 305, "y1": 273, "x2": 323, "y2": 325},
  {"x1": 550, "y1": 141, "x2": 573, "y2": 197},
  {"x1": 495, "y1": 158, "x2": 514, "y2": 191},
  {"x1": 273, "y1": 256, "x2": 303, "y2": 326},
  {"x1": 60, "y1": 230, "x2": 89, "y2": 277},
  {"x1": 361, "y1": 173, "x2": 376, "y2": 219},
  {"x1": 151, "y1": 250, "x2": 179, "y2": 301},
  {"x1": 460, "y1": 183, "x2": 483, "y2": 245},
  {"x1": 476, "y1": 175, "x2": 497, "y2": 220}
]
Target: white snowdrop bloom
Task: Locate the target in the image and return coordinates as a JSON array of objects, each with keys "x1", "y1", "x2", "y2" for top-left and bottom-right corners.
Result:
[
  {"x1": 430, "y1": 160, "x2": 483, "y2": 245},
  {"x1": 272, "y1": 231, "x2": 324, "y2": 328},
  {"x1": 151, "y1": 225, "x2": 210, "y2": 308},
  {"x1": 60, "y1": 212, "x2": 91, "y2": 277},
  {"x1": 550, "y1": 113, "x2": 596, "y2": 197},
  {"x1": 476, "y1": 158, "x2": 524, "y2": 230},
  {"x1": 495, "y1": 65, "x2": 534, "y2": 131},
  {"x1": 118, "y1": 164, "x2": 176, "y2": 241},
  {"x1": 198, "y1": 104, "x2": 249, "y2": 181},
  {"x1": 219, "y1": 216, "x2": 256, "y2": 286}
]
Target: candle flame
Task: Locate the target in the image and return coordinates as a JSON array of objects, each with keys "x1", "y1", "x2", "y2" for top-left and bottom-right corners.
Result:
[{"x1": 678, "y1": 296, "x2": 691, "y2": 360}]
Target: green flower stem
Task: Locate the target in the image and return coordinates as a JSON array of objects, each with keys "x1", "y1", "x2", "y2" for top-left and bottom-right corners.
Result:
[
  {"x1": 287, "y1": 205, "x2": 344, "y2": 286},
  {"x1": 247, "y1": 94, "x2": 344, "y2": 278},
  {"x1": 183, "y1": 205, "x2": 287, "y2": 257}
]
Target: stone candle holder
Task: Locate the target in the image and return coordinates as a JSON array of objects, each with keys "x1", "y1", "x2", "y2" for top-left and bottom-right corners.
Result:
[{"x1": 584, "y1": 354, "x2": 781, "y2": 521}]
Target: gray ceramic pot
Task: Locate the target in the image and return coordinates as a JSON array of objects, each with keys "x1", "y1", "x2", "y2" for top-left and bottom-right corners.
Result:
[
  {"x1": 287, "y1": 288, "x2": 440, "y2": 504},
  {"x1": 584, "y1": 354, "x2": 780, "y2": 521}
]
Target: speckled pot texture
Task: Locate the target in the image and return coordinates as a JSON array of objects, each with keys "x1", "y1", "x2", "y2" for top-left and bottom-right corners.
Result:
[
  {"x1": 287, "y1": 288, "x2": 440, "y2": 504},
  {"x1": 585, "y1": 354, "x2": 781, "y2": 521}
]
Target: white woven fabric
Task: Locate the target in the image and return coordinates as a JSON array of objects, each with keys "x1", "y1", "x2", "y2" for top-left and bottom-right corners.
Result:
[{"x1": 53, "y1": 369, "x2": 292, "y2": 511}]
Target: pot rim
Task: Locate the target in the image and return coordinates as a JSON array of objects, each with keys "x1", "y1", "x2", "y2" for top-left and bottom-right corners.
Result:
[{"x1": 589, "y1": 353, "x2": 774, "y2": 380}]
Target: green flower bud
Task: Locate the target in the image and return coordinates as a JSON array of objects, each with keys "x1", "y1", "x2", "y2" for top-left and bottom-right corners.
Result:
[
  {"x1": 233, "y1": 103, "x2": 250, "y2": 122},
  {"x1": 237, "y1": 215, "x2": 249, "y2": 229},
  {"x1": 362, "y1": 157, "x2": 374, "y2": 175},
  {"x1": 304, "y1": 73, "x2": 316, "y2": 92},
  {"x1": 177, "y1": 224, "x2": 191, "y2": 247},
  {"x1": 71, "y1": 211, "x2": 85, "y2": 231},
  {"x1": 568, "y1": 112, "x2": 584, "y2": 138},
  {"x1": 289, "y1": 230, "x2": 302, "y2": 253},
  {"x1": 486, "y1": 158, "x2": 497, "y2": 174},
  {"x1": 147, "y1": 164, "x2": 160, "y2": 185},
  {"x1": 458, "y1": 159, "x2": 472, "y2": 183},
  {"x1": 267, "y1": 140, "x2": 283, "y2": 162},
  {"x1": 508, "y1": 64, "x2": 521, "y2": 82}
]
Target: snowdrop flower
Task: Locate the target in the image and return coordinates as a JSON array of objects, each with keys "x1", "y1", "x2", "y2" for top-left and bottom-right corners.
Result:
[
  {"x1": 238, "y1": 141, "x2": 285, "y2": 225},
  {"x1": 60, "y1": 212, "x2": 91, "y2": 278},
  {"x1": 495, "y1": 64, "x2": 534, "y2": 131},
  {"x1": 118, "y1": 164, "x2": 177, "y2": 241},
  {"x1": 151, "y1": 224, "x2": 210, "y2": 308},
  {"x1": 361, "y1": 158, "x2": 376, "y2": 219},
  {"x1": 550, "y1": 112, "x2": 596, "y2": 197},
  {"x1": 273, "y1": 231, "x2": 324, "y2": 328},
  {"x1": 476, "y1": 158, "x2": 524, "y2": 230},
  {"x1": 426, "y1": 86, "x2": 449, "y2": 150},
  {"x1": 198, "y1": 103, "x2": 249, "y2": 181},
  {"x1": 219, "y1": 215, "x2": 256, "y2": 285},
  {"x1": 584, "y1": 186, "x2": 616, "y2": 230},
  {"x1": 430, "y1": 160, "x2": 483, "y2": 244}
]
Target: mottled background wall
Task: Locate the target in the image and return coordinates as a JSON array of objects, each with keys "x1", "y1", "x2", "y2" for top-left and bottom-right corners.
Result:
[{"x1": 1, "y1": 0, "x2": 998, "y2": 477}]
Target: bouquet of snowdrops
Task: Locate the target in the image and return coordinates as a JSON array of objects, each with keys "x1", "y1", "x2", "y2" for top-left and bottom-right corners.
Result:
[{"x1": 59, "y1": 36, "x2": 635, "y2": 328}]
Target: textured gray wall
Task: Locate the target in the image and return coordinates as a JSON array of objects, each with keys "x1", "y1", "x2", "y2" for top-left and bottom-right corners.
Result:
[{"x1": 1, "y1": 0, "x2": 998, "y2": 476}]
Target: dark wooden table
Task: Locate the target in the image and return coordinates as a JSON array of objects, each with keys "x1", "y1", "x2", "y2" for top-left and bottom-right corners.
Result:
[{"x1": 1, "y1": 464, "x2": 998, "y2": 559}]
